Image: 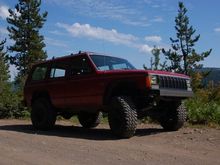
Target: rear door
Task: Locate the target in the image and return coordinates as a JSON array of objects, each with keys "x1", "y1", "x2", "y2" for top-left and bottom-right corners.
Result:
[{"x1": 47, "y1": 61, "x2": 69, "y2": 108}]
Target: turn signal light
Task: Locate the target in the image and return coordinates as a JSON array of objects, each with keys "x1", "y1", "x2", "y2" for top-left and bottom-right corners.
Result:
[{"x1": 146, "y1": 75, "x2": 159, "y2": 89}]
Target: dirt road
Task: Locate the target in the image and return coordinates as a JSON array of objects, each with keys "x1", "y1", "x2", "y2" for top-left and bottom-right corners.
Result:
[{"x1": 0, "y1": 119, "x2": 219, "y2": 165}]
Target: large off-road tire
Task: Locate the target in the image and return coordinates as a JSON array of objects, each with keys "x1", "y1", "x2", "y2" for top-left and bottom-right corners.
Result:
[
  {"x1": 159, "y1": 103, "x2": 186, "y2": 131},
  {"x1": 78, "y1": 112, "x2": 102, "y2": 128},
  {"x1": 31, "y1": 98, "x2": 56, "y2": 130},
  {"x1": 108, "y1": 96, "x2": 137, "y2": 138}
]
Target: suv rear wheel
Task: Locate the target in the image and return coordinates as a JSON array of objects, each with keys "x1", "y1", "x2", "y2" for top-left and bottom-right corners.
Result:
[
  {"x1": 31, "y1": 98, "x2": 56, "y2": 130},
  {"x1": 78, "y1": 112, "x2": 102, "y2": 128},
  {"x1": 159, "y1": 103, "x2": 186, "y2": 131},
  {"x1": 108, "y1": 96, "x2": 137, "y2": 138}
]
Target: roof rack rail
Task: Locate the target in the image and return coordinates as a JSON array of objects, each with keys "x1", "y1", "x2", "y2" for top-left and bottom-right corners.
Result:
[
  {"x1": 70, "y1": 51, "x2": 83, "y2": 55},
  {"x1": 70, "y1": 51, "x2": 95, "y2": 56}
]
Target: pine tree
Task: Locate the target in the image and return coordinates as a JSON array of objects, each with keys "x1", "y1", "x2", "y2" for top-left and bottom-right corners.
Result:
[
  {"x1": 162, "y1": 2, "x2": 212, "y2": 75},
  {"x1": 0, "y1": 39, "x2": 12, "y2": 117},
  {"x1": 151, "y1": 46, "x2": 160, "y2": 70},
  {"x1": 150, "y1": 46, "x2": 167, "y2": 71},
  {"x1": 7, "y1": 0, "x2": 47, "y2": 83},
  {"x1": 0, "y1": 39, "x2": 10, "y2": 83},
  {"x1": 0, "y1": 38, "x2": 28, "y2": 118}
]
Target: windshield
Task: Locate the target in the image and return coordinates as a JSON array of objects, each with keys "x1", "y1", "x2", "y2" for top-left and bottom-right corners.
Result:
[{"x1": 90, "y1": 55, "x2": 136, "y2": 71}]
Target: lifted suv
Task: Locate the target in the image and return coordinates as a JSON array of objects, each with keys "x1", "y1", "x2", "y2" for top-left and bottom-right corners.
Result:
[{"x1": 24, "y1": 51, "x2": 193, "y2": 138}]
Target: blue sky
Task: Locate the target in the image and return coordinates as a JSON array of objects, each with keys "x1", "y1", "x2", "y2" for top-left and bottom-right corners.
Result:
[{"x1": 0, "y1": 0, "x2": 219, "y2": 76}]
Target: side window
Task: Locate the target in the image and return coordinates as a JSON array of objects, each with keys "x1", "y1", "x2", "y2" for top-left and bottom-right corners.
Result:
[
  {"x1": 32, "y1": 66, "x2": 47, "y2": 81},
  {"x1": 50, "y1": 62, "x2": 67, "y2": 78},
  {"x1": 70, "y1": 57, "x2": 92, "y2": 76},
  {"x1": 50, "y1": 68, "x2": 66, "y2": 78},
  {"x1": 112, "y1": 63, "x2": 127, "y2": 70}
]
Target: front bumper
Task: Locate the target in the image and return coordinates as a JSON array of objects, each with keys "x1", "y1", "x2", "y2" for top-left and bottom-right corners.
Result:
[{"x1": 159, "y1": 89, "x2": 193, "y2": 98}]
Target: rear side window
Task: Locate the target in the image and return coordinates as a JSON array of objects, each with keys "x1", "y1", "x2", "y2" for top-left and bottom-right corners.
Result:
[
  {"x1": 50, "y1": 62, "x2": 68, "y2": 78},
  {"x1": 50, "y1": 68, "x2": 66, "y2": 78},
  {"x1": 32, "y1": 66, "x2": 47, "y2": 81}
]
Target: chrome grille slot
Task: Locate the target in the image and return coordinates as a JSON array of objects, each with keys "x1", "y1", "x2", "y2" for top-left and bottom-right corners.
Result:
[{"x1": 159, "y1": 76, "x2": 187, "y2": 90}]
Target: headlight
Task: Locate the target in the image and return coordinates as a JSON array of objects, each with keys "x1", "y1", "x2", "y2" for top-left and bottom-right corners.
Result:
[
  {"x1": 186, "y1": 79, "x2": 192, "y2": 91},
  {"x1": 151, "y1": 75, "x2": 158, "y2": 85},
  {"x1": 146, "y1": 75, "x2": 159, "y2": 89}
]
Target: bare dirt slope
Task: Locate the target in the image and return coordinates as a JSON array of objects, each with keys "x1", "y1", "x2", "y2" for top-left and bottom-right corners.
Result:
[{"x1": 0, "y1": 119, "x2": 219, "y2": 165}]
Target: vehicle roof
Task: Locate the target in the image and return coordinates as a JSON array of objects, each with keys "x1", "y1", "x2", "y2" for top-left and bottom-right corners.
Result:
[
  {"x1": 32, "y1": 51, "x2": 126, "y2": 66},
  {"x1": 33, "y1": 51, "x2": 91, "y2": 66}
]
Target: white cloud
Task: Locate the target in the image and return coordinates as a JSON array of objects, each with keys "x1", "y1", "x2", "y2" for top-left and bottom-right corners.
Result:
[
  {"x1": 45, "y1": 37, "x2": 68, "y2": 48},
  {"x1": 151, "y1": 16, "x2": 164, "y2": 23},
  {"x1": 152, "y1": 5, "x2": 160, "y2": 8},
  {"x1": 49, "y1": 30, "x2": 66, "y2": 36},
  {"x1": 45, "y1": 0, "x2": 150, "y2": 27},
  {"x1": 57, "y1": 22, "x2": 137, "y2": 46},
  {"x1": 138, "y1": 44, "x2": 153, "y2": 54},
  {"x1": 0, "y1": 5, "x2": 9, "y2": 20},
  {"x1": 143, "y1": 0, "x2": 152, "y2": 4},
  {"x1": 144, "y1": 35, "x2": 162, "y2": 43},
  {"x1": 57, "y1": 22, "x2": 154, "y2": 54},
  {"x1": 0, "y1": 27, "x2": 8, "y2": 35},
  {"x1": 214, "y1": 28, "x2": 220, "y2": 32}
]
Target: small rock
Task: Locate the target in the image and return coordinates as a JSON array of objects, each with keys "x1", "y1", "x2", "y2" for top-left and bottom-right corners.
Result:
[
  {"x1": 183, "y1": 131, "x2": 193, "y2": 134},
  {"x1": 187, "y1": 137, "x2": 193, "y2": 140},
  {"x1": 207, "y1": 137, "x2": 215, "y2": 141},
  {"x1": 193, "y1": 128, "x2": 199, "y2": 132}
]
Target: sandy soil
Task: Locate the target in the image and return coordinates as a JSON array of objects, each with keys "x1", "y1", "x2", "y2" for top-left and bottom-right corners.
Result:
[{"x1": 0, "y1": 119, "x2": 219, "y2": 165}]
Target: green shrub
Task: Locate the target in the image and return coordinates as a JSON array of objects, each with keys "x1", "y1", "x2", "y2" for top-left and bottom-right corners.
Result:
[
  {"x1": 185, "y1": 98, "x2": 220, "y2": 125},
  {"x1": 185, "y1": 83, "x2": 220, "y2": 125},
  {"x1": 0, "y1": 87, "x2": 28, "y2": 119}
]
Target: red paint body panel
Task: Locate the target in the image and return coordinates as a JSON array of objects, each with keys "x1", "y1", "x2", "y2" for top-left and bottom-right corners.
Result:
[{"x1": 24, "y1": 52, "x2": 192, "y2": 112}]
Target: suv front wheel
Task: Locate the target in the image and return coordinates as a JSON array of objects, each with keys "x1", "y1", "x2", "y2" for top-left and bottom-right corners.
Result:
[
  {"x1": 159, "y1": 103, "x2": 186, "y2": 131},
  {"x1": 108, "y1": 96, "x2": 137, "y2": 138},
  {"x1": 31, "y1": 98, "x2": 56, "y2": 130}
]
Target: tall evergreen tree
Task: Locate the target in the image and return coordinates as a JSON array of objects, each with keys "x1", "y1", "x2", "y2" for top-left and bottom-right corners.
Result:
[
  {"x1": 150, "y1": 46, "x2": 167, "y2": 71},
  {"x1": 0, "y1": 38, "x2": 25, "y2": 118},
  {"x1": 0, "y1": 39, "x2": 10, "y2": 83},
  {"x1": 0, "y1": 39, "x2": 12, "y2": 117},
  {"x1": 162, "y1": 2, "x2": 212, "y2": 75},
  {"x1": 7, "y1": 0, "x2": 47, "y2": 83},
  {"x1": 151, "y1": 46, "x2": 160, "y2": 70}
]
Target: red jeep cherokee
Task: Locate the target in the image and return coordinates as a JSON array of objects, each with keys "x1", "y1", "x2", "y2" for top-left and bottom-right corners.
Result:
[{"x1": 24, "y1": 51, "x2": 193, "y2": 138}]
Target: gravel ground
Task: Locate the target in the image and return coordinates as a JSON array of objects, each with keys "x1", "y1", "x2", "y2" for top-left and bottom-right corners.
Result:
[{"x1": 0, "y1": 119, "x2": 219, "y2": 165}]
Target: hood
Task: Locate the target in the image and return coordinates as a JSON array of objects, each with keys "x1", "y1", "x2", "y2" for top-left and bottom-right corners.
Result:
[
  {"x1": 97, "y1": 69, "x2": 190, "y2": 79},
  {"x1": 146, "y1": 70, "x2": 189, "y2": 78}
]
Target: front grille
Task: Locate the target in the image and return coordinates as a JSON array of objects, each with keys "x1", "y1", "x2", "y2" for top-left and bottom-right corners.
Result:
[{"x1": 159, "y1": 76, "x2": 187, "y2": 90}]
